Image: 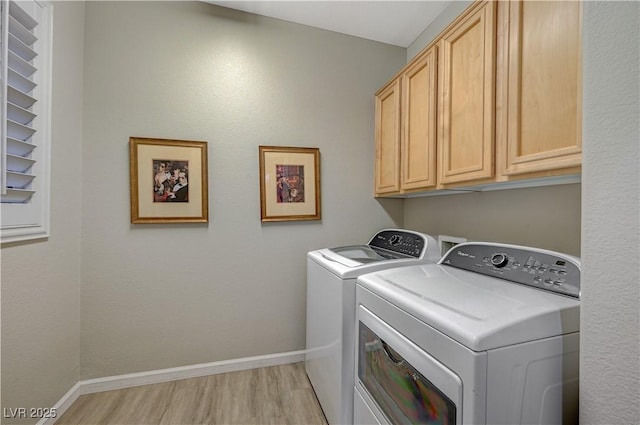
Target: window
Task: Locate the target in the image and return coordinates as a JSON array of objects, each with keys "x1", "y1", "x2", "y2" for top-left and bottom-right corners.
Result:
[{"x1": 0, "y1": 0, "x2": 52, "y2": 244}]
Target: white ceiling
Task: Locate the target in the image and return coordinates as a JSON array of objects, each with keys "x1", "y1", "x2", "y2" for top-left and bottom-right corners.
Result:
[{"x1": 206, "y1": 1, "x2": 452, "y2": 47}]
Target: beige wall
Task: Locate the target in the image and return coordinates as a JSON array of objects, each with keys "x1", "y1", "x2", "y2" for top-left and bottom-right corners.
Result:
[
  {"x1": 404, "y1": 184, "x2": 581, "y2": 256},
  {"x1": 80, "y1": 1, "x2": 404, "y2": 379},
  {"x1": 1, "y1": 2, "x2": 85, "y2": 423},
  {"x1": 581, "y1": 2, "x2": 640, "y2": 422}
]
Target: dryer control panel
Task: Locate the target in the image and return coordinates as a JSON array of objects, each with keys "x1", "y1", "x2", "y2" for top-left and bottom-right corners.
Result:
[
  {"x1": 369, "y1": 230, "x2": 426, "y2": 258},
  {"x1": 441, "y1": 243, "x2": 580, "y2": 298}
]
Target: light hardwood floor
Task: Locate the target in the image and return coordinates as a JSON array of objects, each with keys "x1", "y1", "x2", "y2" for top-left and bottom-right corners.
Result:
[{"x1": 56, "y1": 362, "x2": 328, "y2": 425}]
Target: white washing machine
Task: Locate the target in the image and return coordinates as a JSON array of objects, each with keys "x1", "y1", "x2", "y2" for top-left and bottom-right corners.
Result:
[
  {"x1": 306, "y1": 229, "x2": 441, "y2": 425},
  {"x1": 355, "y1": 242, "x2": 581, "y2": 425}
]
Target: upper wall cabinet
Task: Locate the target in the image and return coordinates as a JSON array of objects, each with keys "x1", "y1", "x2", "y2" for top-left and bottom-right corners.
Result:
[
  {"x1": 496, "y1": 0, "x2": 582, "y2": 178},
  {"x1": 401, "y1": 46, "x2": 438, "y2": 191},
  {"x1": 374, "y1": 46, "x2": 438, "y2": 196},
  {"x1": 438, "y1": 0, "x2": 496, "y2": 186},
  {"x1": 374, "y1": 79, "x2": 401, "y2": 195},
  {"x1": 373, "y1": 0, "x2": 582, "y2": 197}
]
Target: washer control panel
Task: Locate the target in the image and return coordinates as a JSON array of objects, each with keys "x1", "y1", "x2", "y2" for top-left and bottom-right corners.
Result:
[
  {"x1": 369, "y1": 230, "x2": 426, "y2": 258},
  {"x1": 441, "y1": 243, "x2": 580, "y2": 298}
]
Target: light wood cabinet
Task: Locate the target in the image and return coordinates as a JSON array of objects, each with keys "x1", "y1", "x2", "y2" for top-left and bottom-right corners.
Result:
[
  {"x1": 401, "y1": 46, "x2": 438, "y2": 191},
  {"x1": 497, "y1": 1, "x2": 582, "y2": 178},
  {"x1": 438, "y1": 0, "x2": 496, "y2": 186},
  {"x1": 374, "y1": 79, "x2": 401, "y2": 195},
  {"x1": 373, "y1": 0, "x2": 582, "y2": 197},
  {"x1": 374, "y1": 46, "x2": 438, "y2": 196}
]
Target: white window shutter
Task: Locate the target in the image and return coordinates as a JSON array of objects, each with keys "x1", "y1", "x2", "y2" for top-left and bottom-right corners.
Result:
[{"x1": 0, "y1": 0, "x2": 52, "y2": 243}]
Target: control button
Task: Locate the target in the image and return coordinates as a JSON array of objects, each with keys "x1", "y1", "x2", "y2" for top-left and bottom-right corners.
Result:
[
  {"x1": 490, "y1": 253, "x2": 509, "y2": 268},
  {"x1": 544, "y1": 279, "x2": 554, "y2": 286},
  {"x1": 534, "y1": 276, "x2": 542, "y2": 283},
  {"x1": 389, "y1": 235, "x2": 402, "y2": 246}
]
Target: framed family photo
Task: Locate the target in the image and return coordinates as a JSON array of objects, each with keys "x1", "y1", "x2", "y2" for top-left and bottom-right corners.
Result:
[
  {"x1": 259, "y1": 146, "x2": 321, "y2": 222},
  {"x1": 129, "y1": 137, "x2": 208, "y2": 223}
]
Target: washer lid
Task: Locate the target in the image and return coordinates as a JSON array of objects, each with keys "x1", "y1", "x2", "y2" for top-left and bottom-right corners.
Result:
[
  {"x1": 357, "y1": 263, "x2": 580, "y2": 351},
  {"x1": 327, "y1": 245, "x2": 409, "y2": 266},
  {"x1": 307, "y1": 229, "x2": 442, "y2": 278},
  {"x1": 310, "y1": 248, "x2": 429, "y2": 279}
]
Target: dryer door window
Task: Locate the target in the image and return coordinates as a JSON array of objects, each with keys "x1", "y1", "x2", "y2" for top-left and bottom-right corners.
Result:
[{"x1": 357, "y1": 306, "x2": 462, "y2": 425}]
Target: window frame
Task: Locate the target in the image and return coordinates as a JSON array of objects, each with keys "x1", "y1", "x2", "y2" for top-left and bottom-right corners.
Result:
[{"x1": 0, "y1": 0, "x2": 53, "y2": 244}]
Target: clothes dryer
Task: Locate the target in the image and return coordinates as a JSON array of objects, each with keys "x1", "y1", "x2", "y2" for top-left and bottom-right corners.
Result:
[
  {"x1": 355, "y1": 242, "x2": 580, "y2": 425},
  {"x1": 306, "y1": 229, "x2": 441, "y2": 425}
]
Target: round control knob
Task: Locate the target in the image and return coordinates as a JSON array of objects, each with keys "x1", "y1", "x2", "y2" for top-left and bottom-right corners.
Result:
[
  {"x1": 389, "y1": 235, "x2": 402, "y2": 246},
  {"x1": 490, "y1": 253, "x2": 509, "y2": 268}
]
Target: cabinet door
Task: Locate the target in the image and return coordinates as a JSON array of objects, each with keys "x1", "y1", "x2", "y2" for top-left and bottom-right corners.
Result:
[
  {"x1": 401, "y1": 46, "x2": 438, "y2": 191},
  {"x1": 375, "y1": 79, "x2": 401, "y2": 195},
  {"x1": 499, "y1": 1, "x2": 582, "y2": 176},
  {"x1": 438, "y1": 1, "x2": 496, "y2": 185}
]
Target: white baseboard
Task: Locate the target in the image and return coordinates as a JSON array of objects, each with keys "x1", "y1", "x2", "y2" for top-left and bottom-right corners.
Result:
[
  {"x1": 78, "y1": 349, "x2": 306, "y2": 394},
  {"x1": 37, "y1": 383, "x2": 82, "y2": 425},
  {"x1": 41, "y1": 350, "x2": 306, "y2": 425}
]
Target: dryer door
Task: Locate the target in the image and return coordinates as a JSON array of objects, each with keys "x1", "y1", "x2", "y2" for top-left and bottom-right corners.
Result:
[{"x1": 357, "y1": 306, "x2": 463, "y2": 425}]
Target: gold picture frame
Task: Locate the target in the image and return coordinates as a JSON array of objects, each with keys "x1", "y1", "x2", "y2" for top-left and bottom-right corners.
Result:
[
  {"x1": 259, "y1": 146, "x2": 321, "y2": 222},
  {"x1": 129, "y1": 137, "x2": 208, "y2": 224}
]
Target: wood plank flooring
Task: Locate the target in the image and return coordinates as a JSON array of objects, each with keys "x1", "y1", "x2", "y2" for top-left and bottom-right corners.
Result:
[{"x1": 56, "y1": 362, "x2": 327, "y2": 425}]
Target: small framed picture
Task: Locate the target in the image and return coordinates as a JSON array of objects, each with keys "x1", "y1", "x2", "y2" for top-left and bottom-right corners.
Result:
[
  {"x1": 129, "y1": 137, "x2": 208, "y2": 223},
  {"x1": 259, "y1": 146, "x2": 321, "y2": 222}
]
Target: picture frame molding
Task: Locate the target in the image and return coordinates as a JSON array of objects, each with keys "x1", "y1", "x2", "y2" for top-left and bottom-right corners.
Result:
[
  {"x1": 129, "y1": 137, "x2": 209, "y2": 224},
  {"x1": 259, "y1": 145, "x2": 321, "y2": 222}
]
